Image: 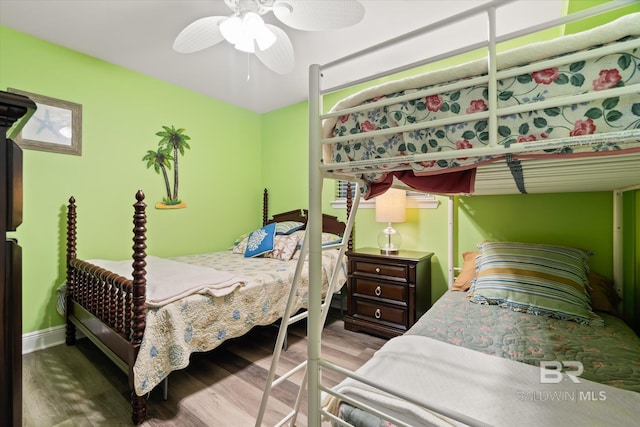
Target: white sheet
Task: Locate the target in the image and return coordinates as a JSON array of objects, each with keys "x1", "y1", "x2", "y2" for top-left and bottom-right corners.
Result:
[
  {"x1": 87, "y1": 255, "x2": 246, "y2": 307},
  {"x1": 324, "y1": 335, "x2": 640, "y2": 426}
]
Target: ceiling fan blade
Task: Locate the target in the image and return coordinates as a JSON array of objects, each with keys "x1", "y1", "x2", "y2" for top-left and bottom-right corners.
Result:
[
  {"x1": 255, "y1": 25, "x2": 294, "y2": 75},
  {"x1": 272, "y1": 0, "x2": 364, "y2": 31},
  {"x1": 173, "y1": 16, "x2": 226, "y2": 53}
]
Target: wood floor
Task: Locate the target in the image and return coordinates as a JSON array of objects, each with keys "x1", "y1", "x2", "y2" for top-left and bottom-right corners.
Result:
[{"x1": 22, "y1": 312, "x2": 386, "y2": 426}]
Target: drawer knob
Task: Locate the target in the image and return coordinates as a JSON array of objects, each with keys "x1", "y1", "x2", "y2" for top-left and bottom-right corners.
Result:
[
  {"x1": 374, "y1": 308, "x2": 381, "y2": 319},
  {"x1": 374, "y1": 286, "x2": 382, "y2": 296},
  {"x1": 375, "y1": 267, "x2": 381, "y2": 274}
]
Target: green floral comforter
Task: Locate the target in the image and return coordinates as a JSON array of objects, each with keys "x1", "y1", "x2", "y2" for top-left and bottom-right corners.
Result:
[
  {"x1": 408, "y1": 291, "x2": 640, "y2": 392},
  {"x1": 323, "y1": 13, "x2": 640, "y2": 195},
  {"x1": 337, "y1": 291, "x2": 640, "y2": 427}
]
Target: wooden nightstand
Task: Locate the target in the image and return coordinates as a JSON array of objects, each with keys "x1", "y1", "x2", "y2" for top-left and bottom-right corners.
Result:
[{"x1": 344, "y1": 248, "x2": 434, "y2": 339}]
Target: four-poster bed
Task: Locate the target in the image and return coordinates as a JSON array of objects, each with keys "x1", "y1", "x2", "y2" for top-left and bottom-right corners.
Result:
[
  {"x1": 63, "y1": 189, "x2": 348, "y2": 424},
  {"x1": 296, "y1": 1, "x2": 640, "y2": 426}
]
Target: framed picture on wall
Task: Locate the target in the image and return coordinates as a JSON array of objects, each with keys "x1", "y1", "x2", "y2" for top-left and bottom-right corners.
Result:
[{"x1": 8, "y1": 88, "x2": 82, "y2": 156}]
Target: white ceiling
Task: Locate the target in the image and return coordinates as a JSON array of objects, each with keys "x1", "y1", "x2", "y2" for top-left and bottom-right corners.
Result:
[{"x1": 0, "y1": 0, "x2": 563, "y2": 114}]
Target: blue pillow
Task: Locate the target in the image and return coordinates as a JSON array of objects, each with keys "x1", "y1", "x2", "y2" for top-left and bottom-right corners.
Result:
[
  {"x1": 244, "y1": 222, "x2": 277, "y2": 258},
  {"x1": 275, "y1": 221, "x2": 305, "y2": 235}
]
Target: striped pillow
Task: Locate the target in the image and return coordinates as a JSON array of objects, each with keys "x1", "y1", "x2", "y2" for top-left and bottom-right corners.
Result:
[
  {"x1": 470, "y1": 241, "x2": 603, "y2": 326},
  {"x1": 275, "y1": 221, "x2": 305, "y2": 235}
]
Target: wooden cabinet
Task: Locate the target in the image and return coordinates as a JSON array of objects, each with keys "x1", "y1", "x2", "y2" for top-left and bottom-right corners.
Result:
[
  {"x1": 344, "y1": 248, "x2": 433, "y2": 338},
  {"x1": 2, "y1": 90, "x2": 34, "y2": 427}
]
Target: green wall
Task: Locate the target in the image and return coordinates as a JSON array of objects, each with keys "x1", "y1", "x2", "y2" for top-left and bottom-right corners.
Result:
[
  {"x1": 2, "y1": 0, "x2": 639, "y2": 337},
  {"x1": 262, "y1": 0, "x2": 640, "y2": 331},
  {"x1": 566, "y1": 0, "x2": 640, "y2": 32},
  {"x1": 635, "y1": 192, "x2": 640, "y2": 328},
  {"x1": 564, "y1": 0, "x2": 640, "y2": 332},
  {"x1": 261, "y1": 101, "x2": 309, "y2": 212},
  {"x1": 262, "y1": 106, "x2": 623, "y2": 310},
  {"x1": 1, "y1": 27, "x2": 264, "y2": 334},
  {"x1": 623, "y1": 190, "x2": 640, "y2": 331}
]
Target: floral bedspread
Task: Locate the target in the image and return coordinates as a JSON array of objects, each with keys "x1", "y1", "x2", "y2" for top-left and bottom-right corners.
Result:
[
  {"x1": 323, "y1": 13, "x2": 640, "y2": 194},
  {"x1": 408, "y1": 291, "x2": 640, "y2": 392},
  {"x1": 133, "y1": 249, "x2": 346, "y2": 396},
  {"x1": 337, "y1": 291, "x2": 640, "y2": 427}
]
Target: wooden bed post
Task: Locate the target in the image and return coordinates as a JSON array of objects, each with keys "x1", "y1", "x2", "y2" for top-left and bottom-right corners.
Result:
[
  {"x1": 65, "y1": 197, "x2": 77, "y2": 346},
  {"x1": 130, "y1": 190, "x2": 147, "y2": 425},
  {"x1": 346, "y1": 184, "x2": 354, "y2": 251},
  {"x1": 263, "y1": 188, "x2": 269, "y2": 226}
]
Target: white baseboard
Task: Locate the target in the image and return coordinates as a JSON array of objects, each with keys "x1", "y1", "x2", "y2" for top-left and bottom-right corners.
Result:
[{"x1": 22, "y1": 325, "x2": 83, "y2": 355}]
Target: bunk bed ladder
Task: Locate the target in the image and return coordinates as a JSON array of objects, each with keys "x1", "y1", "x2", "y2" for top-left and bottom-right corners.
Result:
[{"x1": 255, "y1": 183, "x2": 361, "y2": 427}]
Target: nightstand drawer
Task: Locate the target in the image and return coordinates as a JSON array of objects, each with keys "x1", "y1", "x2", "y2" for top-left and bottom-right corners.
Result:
[
  {"x1": 351, "y1": 260, "x2": 407, "y2": 281},
  {"x1": 352, "y1": 299, "x2": 407, "y2": 327},
  {"x1": 352, "y1": 278, "x2": 407, "y2": 303},
  {"x1": 345, "y1": 248, "x2": 434, "y2": 339}
]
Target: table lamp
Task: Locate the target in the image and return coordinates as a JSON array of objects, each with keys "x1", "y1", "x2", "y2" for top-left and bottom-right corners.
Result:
[{"x1": 375, "y1": 188, "x2": 406, "y2": 254}]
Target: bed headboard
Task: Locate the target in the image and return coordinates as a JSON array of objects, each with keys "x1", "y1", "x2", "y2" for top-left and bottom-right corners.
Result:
[
  {"x1": 267, "y1": 209, "x2": 307, "y2": 225},
  {"x1": 302, "y1": 210, "x2": 346, "y2": 237},
  {"x1": 263, "y1": 206, "x2": 347, "y2": 236},
  {"x1": 261, "y1": 188, "x2": 351, "y2": 246}
]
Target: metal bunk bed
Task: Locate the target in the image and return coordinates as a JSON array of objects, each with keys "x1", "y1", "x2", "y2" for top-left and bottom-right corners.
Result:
[{"x1": 259, "y1": 1, "x2": 640, "y2": 426}]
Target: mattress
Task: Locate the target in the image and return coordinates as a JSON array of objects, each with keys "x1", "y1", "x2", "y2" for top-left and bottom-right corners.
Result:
[
  {"x1": 330, "y1": 291, "x2": 640, "y2": 426},
  {"x1": 321, "y1": 12, "x2": 640, "y2": 197},
  {"x1": 132, "y1": 249, "x2": 346, "y2": 395}
]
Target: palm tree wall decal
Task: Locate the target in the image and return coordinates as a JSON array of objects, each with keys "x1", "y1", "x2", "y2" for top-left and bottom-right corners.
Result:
[
  {"x1": 143, "y1": 125, "x2": 191, "y2": 208},
  {"x1": 142, "y1": 147, "x2": 173, "y2": 200}
]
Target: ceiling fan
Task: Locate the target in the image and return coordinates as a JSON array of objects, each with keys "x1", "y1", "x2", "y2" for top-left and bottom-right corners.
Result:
[{"x1": 173, "y1": 0, "x2": 365, "y2": 75}]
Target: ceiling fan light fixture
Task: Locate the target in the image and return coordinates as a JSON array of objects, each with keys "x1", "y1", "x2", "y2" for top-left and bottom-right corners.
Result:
[
  {"x1": 220, "y1": 12, "x2": 275, "y2": 53},
  {"x1": 243, "y1": 12, "x2": 276, "y2": 51},
  {"x1": 174, "y1": 0, "x2": 364, "y2": 74},
  {"x1": 219, "y1": 16, "x2": 243, "y2": 44},
  {"x1": 253, "y1": 26, "x2": 276, "y2": 51},
  {"x1": 234, "y1": 33, "x2": 256, "y2": 53}
]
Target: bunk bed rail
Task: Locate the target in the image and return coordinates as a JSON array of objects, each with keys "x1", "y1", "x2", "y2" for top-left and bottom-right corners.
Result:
[
  {"x1": 305, "y1": 1, "x2": 640, "y2": 427},
  {"x1": 318, "y1": 0, "x2": 639, "y2": 95},
  {"x1": 318, "y1": 5, "x2": 640, "y2": 196}
]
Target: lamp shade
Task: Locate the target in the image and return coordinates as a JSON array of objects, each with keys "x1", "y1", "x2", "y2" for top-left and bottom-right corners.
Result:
[{"x1": 375, "y1": 188, "x2": 406, "y2": 223}]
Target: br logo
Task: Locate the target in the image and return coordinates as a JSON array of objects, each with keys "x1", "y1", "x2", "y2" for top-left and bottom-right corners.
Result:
[{"x1": 540, "y1": 361, "x2": 583, "y2": 384}]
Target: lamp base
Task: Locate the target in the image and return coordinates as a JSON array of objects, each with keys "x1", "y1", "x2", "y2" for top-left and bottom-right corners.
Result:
[
  {"x1": 377, "y1": 223, "x2": 402, "y2": 256},
  {"x1": 380, "y1": 248, "x2": 399, "y2": 255}
]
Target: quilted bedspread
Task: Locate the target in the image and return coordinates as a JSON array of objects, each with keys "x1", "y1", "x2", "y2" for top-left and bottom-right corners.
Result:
[
  {"x1": 334, "y1": 291, "x2": 640, "y2": 427},
  {"x1": 409, "y1": 291, "x2": 640, "y2": 392},
  {"x1": 133, "y1": 249, "x2": 346, "y2": 396},
  {"x1": 322, "y1": 12, "x2": 640, "y2": 196}
]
